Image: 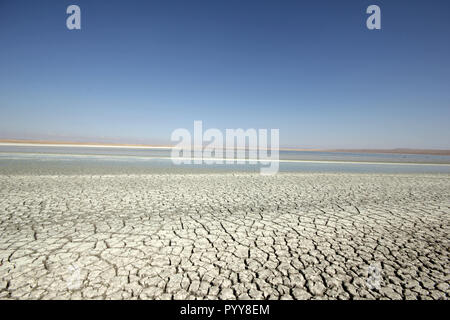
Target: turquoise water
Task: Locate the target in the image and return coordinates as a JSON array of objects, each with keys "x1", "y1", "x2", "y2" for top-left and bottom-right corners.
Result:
[{"x1": 1, "y1": 145, "x2": 450, "y2": 174}]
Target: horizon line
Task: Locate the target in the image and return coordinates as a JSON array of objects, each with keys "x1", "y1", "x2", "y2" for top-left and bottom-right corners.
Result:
[{"x1": 1, "y1": 139, "x2": 450, "y2": 156}]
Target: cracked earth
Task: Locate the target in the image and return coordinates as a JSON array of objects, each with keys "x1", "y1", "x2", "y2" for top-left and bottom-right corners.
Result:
[{"x1": 0, "y1": 173, "x2": 449, "y2": 300}]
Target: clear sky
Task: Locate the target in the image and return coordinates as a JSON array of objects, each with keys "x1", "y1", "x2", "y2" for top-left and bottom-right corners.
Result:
[{"x1": 0, "y1": 0, "x2": 449, "y2": 148}]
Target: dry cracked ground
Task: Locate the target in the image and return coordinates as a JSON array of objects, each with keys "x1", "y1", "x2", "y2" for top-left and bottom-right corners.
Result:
[{"x1": 0, "y1": 173, "x2": 449, "y2": 300}]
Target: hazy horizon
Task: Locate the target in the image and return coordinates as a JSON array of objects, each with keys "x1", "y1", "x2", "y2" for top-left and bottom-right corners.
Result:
[{"x1": 2, "y1": 137, "x2": 450, "y2": 154}]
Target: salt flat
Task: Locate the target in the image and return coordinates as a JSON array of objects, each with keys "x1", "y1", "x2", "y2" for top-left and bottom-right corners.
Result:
[{"x1": 0, "y1": 173, "x2": 448, "y2": 299}]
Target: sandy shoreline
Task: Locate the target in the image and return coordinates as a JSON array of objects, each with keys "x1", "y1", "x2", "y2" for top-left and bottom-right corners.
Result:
[
  {"x1": 0, "y1": 172, "x2": 448, "y2": 299},
  {"x1": 0, "y1": 142, "x2": 172, "y2": 149},
  {"x1": 1, "y1": 140, "x2": 449, "y2": 156},
  {"x1": 2, "y1": 151, "x2": 450, "y2": 167}
]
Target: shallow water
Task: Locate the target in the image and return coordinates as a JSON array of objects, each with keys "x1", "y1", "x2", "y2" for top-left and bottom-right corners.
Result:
[
  {"x1": 1, "y1": 146, "x2": 450, "y2": 175},
  {"x1": 1, "y1": 145, "x2": 450, "y2": 164}
]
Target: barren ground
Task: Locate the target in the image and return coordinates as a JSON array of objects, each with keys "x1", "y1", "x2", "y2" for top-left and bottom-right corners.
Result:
[{"x1": 0, "y1": 173, "x2": 449, "y2": 299}]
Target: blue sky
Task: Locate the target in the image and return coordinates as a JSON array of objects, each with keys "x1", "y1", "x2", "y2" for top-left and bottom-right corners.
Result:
[{"x1": 0, "y1": 0, "x2": 449, "y2": 148}]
